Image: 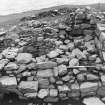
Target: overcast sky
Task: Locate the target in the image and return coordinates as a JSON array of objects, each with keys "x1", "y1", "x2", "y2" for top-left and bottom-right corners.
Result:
[{"x1": 0, "y1": 0, "x2": 104, "y2": 15}]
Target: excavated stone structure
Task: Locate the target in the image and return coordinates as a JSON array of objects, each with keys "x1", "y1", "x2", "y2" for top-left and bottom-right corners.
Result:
[{"x1": 0, "y1": 7, "x2": 105, "y2": 104}]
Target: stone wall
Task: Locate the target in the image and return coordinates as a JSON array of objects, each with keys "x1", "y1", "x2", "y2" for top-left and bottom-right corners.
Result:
[{"x1": 0, "y1": 7, "x2": 105, "y2": 103}]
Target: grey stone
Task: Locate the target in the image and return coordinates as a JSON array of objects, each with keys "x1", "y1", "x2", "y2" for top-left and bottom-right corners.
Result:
[
  {"x1": 37, "y1": 69, "x2": 53, "y2": 77},
  {"x1": 83, "y1": 97, "x2": 105, "y2": 105},
  {"x1": 47, "y1": 50, "x2": 59, "y2": 58},
  {"x1": 49, "y1": 89, "x2": 58, "y2": 97},
  {"x1": 58, "y1": 64, "x2": 67, "y2": 76},
  {"x1": 38, "y1": 89, "x2": 49, "y2": 99},
  {"x1": 80, "y1": 82, "x2": 99, "y2": 96},
  {"x1": 18, "y1": 81, "x2": 38, "y2": 93},
  {"x1": 4, "y1": 62, "x2": 18, "y2": 71},
  {"x1": 2, "y1": 48, "x2": 18, "y2": 59},
  {"x1": 36, "y1": 61, "x2": 57, "y2": 69},
  {"x1": 38, "y1": 78, "x2": 49, "y2": 89},
  {"x1": 16, "y1": 53, "x2": 32, "y2": 64},
  {"x1": 69, "y1": 58, "x2": 79, "y2": 67},
  {"x1": 0, "y1": 76, "x2": 17, "y2": 87}
]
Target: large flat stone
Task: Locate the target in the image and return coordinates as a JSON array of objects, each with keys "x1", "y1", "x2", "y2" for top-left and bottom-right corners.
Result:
[
  {"x1": 80, "y1": 82, "x2": 99, "y2": 96},
  {"x1": 36, "y1": 61, "x2": 57, "y2": 69},
  {"x1": 16, "y1": 53, "x2": 32, "y2": 64},
  {"x1": 37, "y1": 69, "x2": 53, "y2": 77},
  {"x1": 0, "y1": 76, "x2": 17, "y2": 87},
  {"x1": 83, "y1": 97, "x2": 105, "y2": 105},
  {"x1": 18, "y1": 81, "x2": 38, "y2": 93}
]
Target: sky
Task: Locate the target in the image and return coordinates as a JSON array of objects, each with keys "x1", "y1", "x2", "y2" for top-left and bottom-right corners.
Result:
[{"x1": 0, "y1": 0, "x2": 104, "y2": 15}]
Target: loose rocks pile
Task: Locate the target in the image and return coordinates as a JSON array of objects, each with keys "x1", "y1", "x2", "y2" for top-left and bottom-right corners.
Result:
[{"x1": 0, "y1": 7, "x2": 105, "y2": 104}]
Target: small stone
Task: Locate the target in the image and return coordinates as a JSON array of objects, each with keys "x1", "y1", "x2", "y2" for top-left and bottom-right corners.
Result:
[
  {"x1": 68, "y1": 82, "x2": 80, "y2": 98},
  {"x1": 62, "y1": 75, "x2": 70, "y2": 82},
  {"x1": 53, "y1": 67, "x2": 58, "y2": 77},
  {"x1": 44, "y1": 97, "x2": 59, "y2": 102},
  {"x1": 56, "y1": 58, "x2": 68, "y2": 64},
  {"x1": 87, "y1": 74, "x2": 99, "y2": 81},
  {"x1": 49, "y1": 77, "x2": 56, "y2": 83},
  {"x1": 95, "y1": 57, "x2": 101, "y2": 63},
  {"x1": 0, "y1": 59, "x2": 9, "y2": 70},
  {"x1": 36, "y1": 61, "x2": 57, "y2": 69},
  {"x1": 2, "y1": 48, "x2": 18, "y2": 59},
  {"x1": 101, "y1": 75, "x2": 105, "y2": 85},
  {"x1": 73, "y1": 69, "x2": 80, "y2": 74},
  {"x1": 24, "y1": 92, "x2": 37, "y2": 98},
  {"x1": 69, "y1": 58, "x2": 79, "y2": 67},
  {"x1": 49, "y1": 89, "x2": 58, "y2": 97},
  {"x1": 47, "y1": 50, "x2": 59, "y2": 58},
  {"x1": 58, "y1": 85, "x2": 70, "y2": 92},
  {"x1": 59, "y1": 45, "x2": 68, "y2": 51},
  {"x1": 67, "y1": 43, "x2": 75, "y2": 51},
  {"x1": 36, "y1": 55, "x2": 46, "y2": 63},
  {"x1": 38, "y1": 78, "x2": 49, "y2": 89},
  {"x1": 88, "y1": 54, "x2": 97, "y2": 61},
  {"x1": 16, "y1": 53, "x2": 32, "y2": 64},
  {"x1": 27, "y1": 76, "x2": 34, "y2": 81},
  {"x1": 72, "y1": 48, "x2": 86, "y2": 60},
  {"x1": 22, "y1": 71, "x2": 31, "y2": 77},
  {"x1": 58, "y1": 64, "x2": 67, "y2": 76},
  {"x1": 83, "y1": 97, "x2": 105, "y2": 105},
  {"x1": 26, "y1": 63, "x2": 36, "y2": 70},
  {"x1": 97, "y1": 86, "x2": 105, "y2": 97},
  {"x1": 0, "y1": 76, "x2": 17, "y2": 87},
  {"x1": 77, "y1": 73, "x2": 86, "y2": 82},
  {"x1": 4, "y1": 62, "x2": 18, "y2": 71},
  {"x1": 56, "y1": 81, "x2": 63, "y2": 85},
  {"x1": 37, "y1": 69, "x2": 53, "y2": 77},
  {"x1": 38, "y1": 89, "x2": 49, "y2": 99},
  {"x1": 18, "y1": 81, "x2": 38, "y2": 93},
  {"x1": 18, "y1": 64, "x2": 26, "y2": 73}
]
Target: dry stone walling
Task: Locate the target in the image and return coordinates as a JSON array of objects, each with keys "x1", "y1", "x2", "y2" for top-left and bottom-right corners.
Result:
[{"x1": 0, "y1": 7, "x2": 105, "y2": 104}]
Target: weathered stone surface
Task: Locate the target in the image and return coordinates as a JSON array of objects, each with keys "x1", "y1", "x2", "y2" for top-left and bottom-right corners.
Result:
[
  {"x1": 97, "y1": 86, "x2": 105, "y2": 97},
  {"x1": 77, "y1": 73, "x2": 86, "y2": 82},
  {"x1": 0, "y1": 76, "x2": 17, "y2": 87},
  {"x1": 4, "y1": 62, "x2": 18, "y2": 71},
  {"x1": 102, "y1": 52, "x2": 105, "y2": 61},
  {"x1": 44, "y1": 97, "x2": 59, "y2": 102},
  {"x1": 80, "y1": 82, "x2": 99, "y2": 96},
  {"x1": 101, "y1": 75, "x2": 105, "y2": 85},
  {"x1": 47, "y1": 50, "x2": 59, "y2": 58},
  {"x1": 56, "y1": 58, "x2": 68, "y2": 64},
  {"x1": 53, "y1": 67, "x2": 59, "y2": 77},
  {"x1": 0, "y1": 59, "x2": 9, "y2": 70},
  {"x1": 37, "y1": 69, "x2": 53, "y2": 77},
  {"x1": 18, "y1": 81, "x2": 38, "y2": 93},
  {"x1": 62, "y1": 75, "x2": 70, "y2": 82},
  {"x1": 87, "y1": 74, "x2": 99, "y2": 81},
  {"x1": 2, "y1": 48, "x2": 18, "y2": 59},
  {"x1": 38, "y1": 78, "x2": 49, "y2": 89},
  {"x1": 72, "y1": 48, "x2": 86, "y2": 59},
  {"x1": 69, "y1": 58, "x2": 79, "y2": 67},
  {"x1": 68, "y1": 82, "x2": 80, "y2": 98},
  {"x1": 49, "y1": 89, "x2": 58, "y2": 97},
  {"x1": 58, "y1": 64, "x2": 67, "y2": 76},
  {"x1": 24, "y1": 92, "x2": 37, "y2": 98},
  {"x1": 83, "y1": 97, "x2": 105, "y2": 105},
  {"x1": 16, "y1": 53, "x2": 32, "y2": 64},
  {"x1": 58, "y1": 85, "x2": 70, "y2": 92},
  {"x1": 36, "y1": 61, "x2": 57, "y2": 69},
  {"x1": 38, "y1": 89, "x2": 49, "y2": 99}
]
